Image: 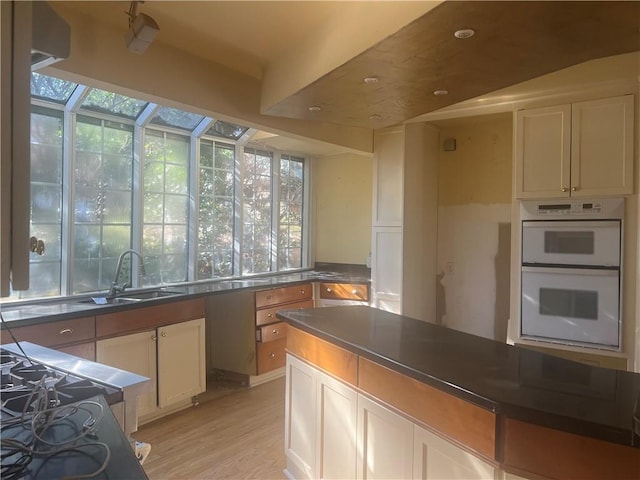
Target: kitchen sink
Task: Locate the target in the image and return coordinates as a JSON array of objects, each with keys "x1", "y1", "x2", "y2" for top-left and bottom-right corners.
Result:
[
  {"x1": 118, "y1": 289, "x2": 183, "y2": 300},
  {"x1": 77, "y1": 289, "x2": 183, "y2": 305}
]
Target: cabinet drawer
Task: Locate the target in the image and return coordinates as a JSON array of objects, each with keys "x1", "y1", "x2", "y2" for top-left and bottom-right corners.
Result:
[
  {"x1": 257, "y1": 337, "x2": 287, "y2": 374},
  {"x1": 1, "y1": 316, "x2": 95, "y2": 347},
  {"x1": 255, "y1": 283, "x2": 312, "y2": 309},
  {"x1": 319, "y1": 282, "x2": 369, "y2": 301},
  {"x1": 257, "y1": 322, "x2": 287, "y2": 343},
  {"x1": 256, "y1": 299, "x2": 313, "y2": 326}
]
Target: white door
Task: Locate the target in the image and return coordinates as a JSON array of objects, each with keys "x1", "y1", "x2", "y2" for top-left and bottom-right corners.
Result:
[
  {"x1": 157, "y1": 318, "x2": 205, "y2": 408},
  {"x1": 317, "y1": 370, "x2": 357, "y2": 479},
  {"x1": 285, "y1": 354, "x2": 317, "y2": 479},
  {"x1": 96, "y1": 330, "x2": 157, "y2": 417},
  {"x1": 413, "y1": 425, "x2": 496, "y2": 480},
  {"x1": 357, "y1": 394, "x2": 414, "y2": 479}
]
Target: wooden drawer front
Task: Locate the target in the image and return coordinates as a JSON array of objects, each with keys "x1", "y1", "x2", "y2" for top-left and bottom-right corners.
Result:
[
  {"x1": 256, "y1": 299, "x2": 313, "y2": 326},
  {"x1": 255, "y1": 283, "x2": 312, "y2": 309},
  {"x1": 319, "y1": 282, "x2": 369, "y2": 301},
  {"x1": 287, "y1": 326, "x2": 358, "y2": 386},
  {"x1": 502, "y1": 418, "x2": 640, "y2": 480},
  {"x1": 258, "y1": 322, "x2": 287, "y2": 343},
  {"x1": 97, "y1": 298, "x2": 205, "y2": 338},
  {"x1": 1, "y1": 317, "x2": 95, "y2": 348},
  {"x1": 257, "y1": 337, "x2": 287, "y2": 374}
]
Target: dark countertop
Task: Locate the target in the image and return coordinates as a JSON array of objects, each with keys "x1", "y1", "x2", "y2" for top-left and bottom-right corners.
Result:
[
  {"x1": 0, "y1": 264, "x2": 370, "y2": 327},
  {"x1": 277, "y1": 305, "x2": 640, "y2": 448}
]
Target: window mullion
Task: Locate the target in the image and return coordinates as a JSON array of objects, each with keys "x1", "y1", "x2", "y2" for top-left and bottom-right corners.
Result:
[
  {"x1": 60, "y1": 108, "x2": 75, "y2": 296},
  {"x1": 131, "y1": 124, "x2": 144, "y2": 287},
  {"x1": 188, "y1": 132, "x2": 199, "y2": 282},
  {"x1": 233, "y1": 144, "x2": 244, "y2": 277},
  {"x1": 271, "y1": 152, "x2": 281, "y2": 272}
]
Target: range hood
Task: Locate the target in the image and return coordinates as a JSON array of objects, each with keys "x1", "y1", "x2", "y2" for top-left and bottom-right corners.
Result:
[{"x1": 31, "y1": 1, "x2": 70, "y2": 70}]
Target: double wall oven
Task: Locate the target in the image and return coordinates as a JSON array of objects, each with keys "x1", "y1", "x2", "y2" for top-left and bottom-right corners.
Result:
[{"x1": 520, "y1": 198, "x2": 624, "y2": 351}]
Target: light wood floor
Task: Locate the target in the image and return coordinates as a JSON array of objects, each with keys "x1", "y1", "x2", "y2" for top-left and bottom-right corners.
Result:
[{"x1": 135, "y1": 377, "x2": 287, "y2": 480}]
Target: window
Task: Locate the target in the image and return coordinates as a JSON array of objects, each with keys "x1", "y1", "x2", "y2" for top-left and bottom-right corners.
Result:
[
  {"x1": 197, "y1": 140, "x2": 235, "y2": 279},
  {"x1": 142, "y1": 130, "x2": 190, "y2": 285},
  {"x1": 19, "y1": 107, "x2": 65, "y2": 299},
  {"x1": 241, "y1": 148, "x2": 272, "y2": 274},
  {"x1": 72, "y1": 115, "x2": 133, "y2": 293},
  {"x1": 9, "y1": 73, "x2": 310, "y2": 301},
  {"x1": 279, "y1": 155, "x2": 304, "y2": 269}
]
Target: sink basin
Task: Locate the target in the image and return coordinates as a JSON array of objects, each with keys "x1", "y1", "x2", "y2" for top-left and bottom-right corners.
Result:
[
  {"x1": 77, "y1": 289, "x2": 183, "y2": 304},
  {"x1": 119, "y1": 289, "x2": 183, "y2": 300},
  {"x1": 78, "y1": 297, "x2": 141, "y2": 305}
]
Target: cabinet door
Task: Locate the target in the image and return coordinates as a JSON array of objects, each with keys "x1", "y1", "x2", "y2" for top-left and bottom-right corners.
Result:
[
  {"x1": 413, "y1": 425, "x2": 496, "y2": 480},
  {"x1": 96, "y1": 331, "x2": 157, "y2": 417},
  {"x1": 357, "y1": 394, "x2": 414, "y2": 480},
  {"x1": 317, "y1": 370, "x2": 357, "y2": 480},
  {"x1": 285, "y1": 354, "x2": 317, "y2": 479},
  {"x1": 515, "y1": 105, "x2": 571, "y2": 199},
  {"x1": 157, "y1": 318, "x2": 206, "y2": 408},
  {"x1": 571, "y1": 95, "x2": 634, "y2": 197}
]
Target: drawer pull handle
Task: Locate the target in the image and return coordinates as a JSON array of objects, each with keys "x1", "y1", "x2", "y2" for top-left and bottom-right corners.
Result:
[
  {"x1": 269, "y1": 352, "x2": 276, "y2": 358},
  {"x1": 326, "y1": 287, "x2": 332, "y2": 293},
  {"x1": 266, "y1": 294, "x2": 273, "y2": 300},
  {"x1": 352, "y1": 289, "x2": 357, "y2": 295},
  {"x1": 161, "y1": 331, "x2": 167, "y2": 337},
  {"x1": 300, "y1": 290, "x2": 305, "y2": 294},
  {"x1": 272, "y1": 329, "x2": 279, "y2": 335},
  {"x1": 59, "y1": 328, "x2": 73, "y2": 335},
  {"x1": 267, "y1": 313, "x2": 274, "y2": 318}
]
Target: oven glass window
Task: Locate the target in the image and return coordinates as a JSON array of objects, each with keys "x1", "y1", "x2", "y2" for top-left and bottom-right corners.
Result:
[
  {"x1": 544, "y1": 231, "x2": 594, "y2": 254},
  {"x1": 539, "y1": 288, "x2": 598, "y2": 320}
]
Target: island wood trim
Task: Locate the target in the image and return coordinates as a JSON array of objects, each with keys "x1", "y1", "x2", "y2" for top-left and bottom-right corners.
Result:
[
  {"x1": 502, "y1": 418, "x2": 640, "y2": 480},
  {"x1": 286, "y1": 326, "x2": 358, "y2": 385},
  {"x1": 96, "y1": 298, "x2": 205, "y2": 338},
  {"x1": 358, "y1": 357, "x2": 496, "y2": 461}
]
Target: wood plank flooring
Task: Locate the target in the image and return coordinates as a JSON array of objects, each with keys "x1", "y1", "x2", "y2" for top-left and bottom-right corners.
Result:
[{"x1": 134, "y1": 377, "x2": 286, "y2": 479}]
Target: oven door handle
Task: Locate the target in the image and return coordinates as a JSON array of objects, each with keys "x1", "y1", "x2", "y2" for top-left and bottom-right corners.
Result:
[{"x1": 522, "y1": 266, "x2": 619, "y2": 276}]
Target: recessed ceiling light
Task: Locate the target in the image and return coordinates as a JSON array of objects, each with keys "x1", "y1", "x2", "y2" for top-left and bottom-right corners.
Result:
[
  {"x1": 454, "y1": 28, "x2": 475, "y2": 39},
  {"x1": 433, "y1": 90, "x2": 448, "y2": 96},
  {"x1": 308, "y1": 105, "x2": 322, "y2": 112},
  {"x1": 369, "y1": 114, "x2": 382, "y2": 120},
  {"x1": 363, "y1": 76, "x2": 379, "y2": 84}
]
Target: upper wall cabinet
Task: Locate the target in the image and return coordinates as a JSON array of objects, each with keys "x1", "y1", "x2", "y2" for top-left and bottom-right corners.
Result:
[{"x1": 515, "y1": 95, "x2": 634, "y2": 199}]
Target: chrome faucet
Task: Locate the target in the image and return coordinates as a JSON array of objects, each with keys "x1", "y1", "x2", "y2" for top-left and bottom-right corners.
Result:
[{"x1": 108, "y1": 249, "x2": 146, "y2": 298}]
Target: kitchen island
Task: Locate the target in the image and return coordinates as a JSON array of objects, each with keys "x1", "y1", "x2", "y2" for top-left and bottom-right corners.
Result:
[{"x1": 277, "y1": 306, "x2": 640, "y2": 480}]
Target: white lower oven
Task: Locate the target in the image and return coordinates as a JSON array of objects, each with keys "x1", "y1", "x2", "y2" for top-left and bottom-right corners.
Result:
[{"x1": 521, "y1": 266, "x2": 620, "y2": 349}]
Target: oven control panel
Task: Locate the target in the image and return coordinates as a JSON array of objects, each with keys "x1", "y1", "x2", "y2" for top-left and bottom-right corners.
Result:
[{"x1": 521, "y1": 198, "x2": 624, "y2": 220}]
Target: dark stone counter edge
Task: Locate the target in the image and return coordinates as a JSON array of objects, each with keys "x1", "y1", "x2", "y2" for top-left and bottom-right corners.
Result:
[
  {"x1": 279, "y1": 314, "x2": 639, "y2": 449},
  {"x1": 0, "y1": 265, "x2": 371, "y2": 328}
]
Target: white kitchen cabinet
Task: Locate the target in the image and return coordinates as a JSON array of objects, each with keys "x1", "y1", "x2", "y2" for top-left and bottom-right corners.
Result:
[
  {"x1": 157, "y1": 318, "x2": 206, "y2": 408},
  {"x1": 413, "y1": 425, "x2": 497, "y2": 480},
  {"x1": 97, "y1": 317, "x2": 205, "y2": 420},
  {"x1": 356, "y1": 394, "x2": 414, "y2": 480},
  {"x1": 96, "y1": 329, "x2": 158, "y2": 417},
  {"x1": 285, "y1": 354, "x2": 358, "y2": 480},
  {"x1": 515, "y1": 95, "x2": 634, "y2": 199}
]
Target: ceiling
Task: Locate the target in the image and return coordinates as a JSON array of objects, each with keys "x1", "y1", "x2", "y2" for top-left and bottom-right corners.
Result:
[{"x1": 51, "y1": 1, "x2": 640, "y2": 156}]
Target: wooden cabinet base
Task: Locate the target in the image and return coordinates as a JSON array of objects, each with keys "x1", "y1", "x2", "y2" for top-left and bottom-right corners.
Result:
[{"x1": 502, "y1": 418, "x2": 640, "y2": 480}]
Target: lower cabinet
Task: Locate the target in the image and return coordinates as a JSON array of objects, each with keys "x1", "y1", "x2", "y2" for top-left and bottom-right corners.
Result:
[
  {"x1": 285, "y1": 354, "x2": 357, "y2": 480},
  {"x1": 97, "y1": 317, "x2": 206, "y2": 420},
  {"x1": 357, "y1": 394, "x2": 413, "y2": 479},
  {"x1": 285, "y1": 354, "x2": 523, "y2": 480}
]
